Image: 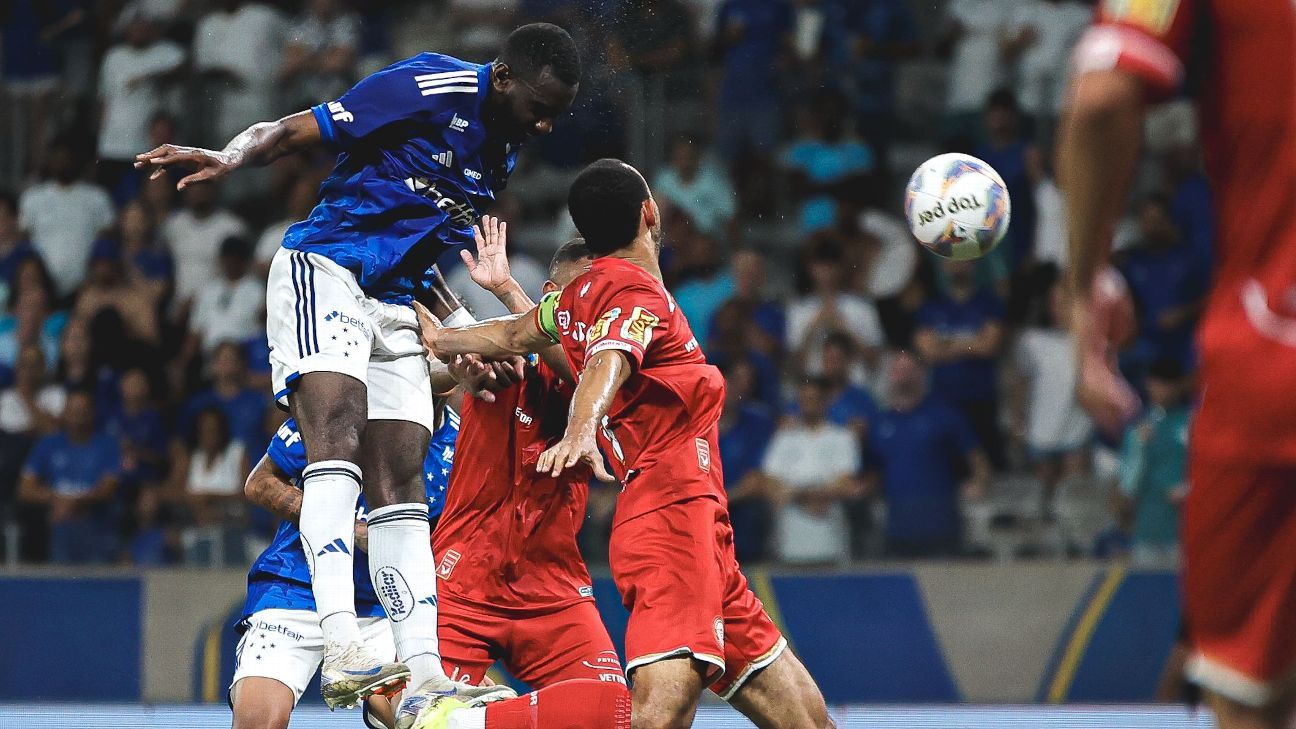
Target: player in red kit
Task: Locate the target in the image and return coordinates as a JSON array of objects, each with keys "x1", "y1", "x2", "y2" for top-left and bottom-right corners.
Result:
[
  {"x1": 418, "y1": 160, "x2": 833, "y2": 729},
  {"x1": 1060, "y1": 1, "x2": 1296, "y2": 727},
  {"x1": 410, "y1": 221, "x2": 629, "y2": 729}
]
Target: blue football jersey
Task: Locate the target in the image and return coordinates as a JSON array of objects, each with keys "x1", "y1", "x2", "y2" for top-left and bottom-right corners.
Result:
[
  {"x1": 241, "y1": 410, "x2": 459, "y2": 619},
  {"x1": 283, "y1": 53, "x2": 519, "y2": 304}
]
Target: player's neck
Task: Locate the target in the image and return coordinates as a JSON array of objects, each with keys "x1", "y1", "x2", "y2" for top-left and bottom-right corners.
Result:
[{"x1": 607, "y1": 239, "x2": 663, "y2": 282}]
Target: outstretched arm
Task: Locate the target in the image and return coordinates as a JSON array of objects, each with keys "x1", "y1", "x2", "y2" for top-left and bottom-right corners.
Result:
[
  {"x1": 134, "y1": 110, "x2": 322, "y2": 190},
  {"x1": 534, "y1": 350, "x2": 626, "y2": 482},
  {"x1": 415, "y1": 301, "x2": 553, "y2": 362}
]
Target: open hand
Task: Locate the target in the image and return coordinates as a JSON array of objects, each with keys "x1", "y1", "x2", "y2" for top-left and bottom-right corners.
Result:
[
  {"x1": 134, "y1": 144, "x2": 235, "y2": 190},
  {"x1": 461, "y1": 216, "x2": 515, "y2": 294},
  {"x1": 536, "y1": 433, "x2": 615, "y2": 482}
]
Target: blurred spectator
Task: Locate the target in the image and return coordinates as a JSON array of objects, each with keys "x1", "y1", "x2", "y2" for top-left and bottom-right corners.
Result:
[
  {"x1": 17, "y1": 136, "x2": 115, "y2": 299},
  {"x1": 160, "y1": 181, "x2": 247, "y2": 312},
  {"x1": 179, "y1": 342, "x2": 268, "y2": 453},
  {"x1": 105, "y1": 367, "x2": 167, "y2": 490},
  {"x1": 853, "y1": 184, "x2": 918, "y2": 304},
  {"x1": 0, "y1": 191, "x2": 35, "y2": 303},
  {"x1": 652, "y1": 135, "x2": 736, "y2": 238},
  {"x1": 780, "y1": 90, "x2": 874, "y2": 233},
  {"x1": 116, "y1": 200, "x2": 173, "y2": 303},
  {"x1": 0, "y1": 346, "x2": 64, "y2": 438},
  {"x1": 193, "y1": 0, "x2": 286, "y2": 144},
  {"x1": 938, "y1": 0, "x2": 1008, "y2": 141},
  {"x1": 717, "y1": 359, "x2": 776, "y2": 563},
  {"x1": 1116, "y1": 359, "x2": 1191, "y2": 568},
  {"x1": 18, "y1": 390, "x2": 121, "y2": 564},
  {"x1": 866, "y1": 351, "x2": 988, "y2": 558},
  {"x1": 1, "y1": 1, "x2": 69, "y2": 176},
  {"x1": 254, "y1": 173, "x2": 321, "y2": 278},
  {"x1": 786, "y1": 233, "x2": 884, "y2": 380},
  {"x1": 608, "y1": 0, "x2": 697, "y2": 96},
  {"x1": 173, "y1": 406, "x2": 248, "y2": 566},
  {"x1": 1027, "y1": 146, "x2": 1067, "y2": 271},
  {"x1": 95, "y1": 9, "x2": 185, "y2": 200},
  {"x1": 707, "y1": 302, "x2": 782, "y2": 409},
  {"x1": 73, "y1": 239, "x2": 162, "y2": 346},
  {"x1": 280, "y1": 0, "x2": 361, "y2": 109},
  {"x1": 1010, "y1": 282, "x2": 1091, "y2": 518},
  {"x1": 818, "y1": 332, "x2": 878, "y2": 432},
  {"x1": 710, "y1": 250, "x2": 783, "y2": 359},
  {"x1": 839, "y1": 0, "x2": 919, "y2": 168},
  {"x1": 672, "y1": 226, "x2": 733, "y2": 347},
  {"x1": 1118, "y1": 194, "x2": 1209, "y2": 373},
  {"x1": 974, "y1": 90, "x2": 1036, "y2": 279},
  {"x1": 1001, "y1": 0, "x2": 1091, "y2": 125},
  {"x1": 1163, "y1": 144, "x2": 1215, "y2": 264},
  {"x1": 762, "y1": 377, "x2": 861, "y2": 565},
  {"x1": 0, "y1": 259, "x2": 66, "y2": 373},
  {"x1": 915, "y1": 259, "x2": 1007, "y2": 468},
  {"x1": 186, "y1": 236, "x2": 265, "y2": 357}
]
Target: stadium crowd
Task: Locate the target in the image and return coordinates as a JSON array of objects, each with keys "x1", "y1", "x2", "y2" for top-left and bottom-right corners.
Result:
[{"x1": 0, "y1": 0, "x2": 1204, "y2": 568}]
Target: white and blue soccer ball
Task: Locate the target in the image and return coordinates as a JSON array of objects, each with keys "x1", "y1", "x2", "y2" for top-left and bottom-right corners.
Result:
[{"x1": 904, "y1": 152, "x2": 1011, "y2": 260}]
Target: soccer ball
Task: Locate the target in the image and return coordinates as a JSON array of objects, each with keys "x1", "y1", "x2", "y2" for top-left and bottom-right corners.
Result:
[{"x1": 904, "y1": 153, "x2": 1011, "y2": 260}]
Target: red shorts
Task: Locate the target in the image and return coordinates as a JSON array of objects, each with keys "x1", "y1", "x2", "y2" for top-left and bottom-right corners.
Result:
[
  {"x1": 1183, "y1": 455, "x2": 1296, "y2": 706},
  {"x1": 609, "y1": 495, "x2": 786, "y2": 699},
  {"x1": 438, "y1": 598, "x2": 625, "y2": 688}
]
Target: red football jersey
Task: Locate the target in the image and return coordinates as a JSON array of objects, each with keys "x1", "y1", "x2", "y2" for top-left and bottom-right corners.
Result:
[
  {"x1": 537, "y1": 256, "x2": 727, "y2": 523},
  {"x1": 432, "y1": 362, "x2": 595, "y2": 614},
  {"x1": 1076, "y1": 0, "x2": 1296, "y2": 463}
]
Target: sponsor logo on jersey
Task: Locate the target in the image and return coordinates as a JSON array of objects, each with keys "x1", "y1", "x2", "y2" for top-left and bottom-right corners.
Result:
[
  {"x1": 276, "y1": 422, "x2": 302, "y2": 447},
  {"x1": 436, "y1": 549, "x2": 462, "y2": 579},
  {"x1": 713, "y1": 617, "x2": 725, "y2": 649},
  {"x1": 1102, "y1": 0, "x2": 1179, "y2": 33},
  {"x1": 578, "y1": 585, "x2": 594, "y2": 598},
  {"x1": 403, "y1": 177, "x2": 477, "y2": 228},
  {"x1": 464, "y1": 168, "x2": 482, "y2": 180},
  {"x1": 696, "y1": 438, "x2": 711, "y2": 472},
  {"x1": 375, "y1": 566, "x2": 414, "y2": 621},
  {"x1": 432, "y1": 150, "x2": 454, "y2": 167},
  {"x1": 515, "y1": 407, "x2": 534, "y2": 426},
  {"x1": 580, "y1": 282, "x2": 592, "y2": 297},
  {"x1": 620, "y1": 306, "x2": 659, "y2": 347},
  {"x1": 588, "y1": 307, "x2": 621, "y2": 343},
  {"x1": 415, "y1": 70, "x2": 480, "y2": 97},
  {"x1": 449, "y1": 113, "x2": 470, "y2": 132},
  {"x1": 557, "y1": 309, "x2": 571, "y2": 332},
  {"x1": 327, "y1": 101, "x2": 353, "y2": 123}
]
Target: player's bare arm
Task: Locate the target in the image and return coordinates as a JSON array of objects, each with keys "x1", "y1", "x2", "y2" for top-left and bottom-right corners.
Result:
[
  {"x1": 134, "y1": 110, "x2": 322, "y2": 190},
  {"x1": 244, "y1": 454, "x2": 369, "y2": 552},
  {"x1": 1057, "y1": 68, "x2": 1145, "y2": 433},
  {"x1": 534, "y1": 349, "x2": 624, "y2": 482},
  {"x1": 415, "y1": 300, "x2": 550, "y2": 362}
]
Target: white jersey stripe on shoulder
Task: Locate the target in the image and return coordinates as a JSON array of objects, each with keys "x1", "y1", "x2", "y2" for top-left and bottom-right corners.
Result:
[
  {"x1": 414, "y1": 71, "x2": 479, "y2": 82},
  {"x1": 418, "y1": 79, "x2": 478, "y2": 90},
  {"x1": 420, "y1": 86, "x2": 479, "y2": 96}
]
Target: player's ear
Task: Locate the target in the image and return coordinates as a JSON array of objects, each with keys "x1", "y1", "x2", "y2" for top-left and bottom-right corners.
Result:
[
  {"x1": 542, "y1": 279, "x2": 558, "y2": 294},
  {"x1": 642, "y1": 197, "x2": 659, "y2": 232},
  {"x1": 490, "y1": 61, "x2": 512, "y2": 91}
]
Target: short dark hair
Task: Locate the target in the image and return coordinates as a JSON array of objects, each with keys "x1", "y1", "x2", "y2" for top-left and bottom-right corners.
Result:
[
  {"x1": 500, "y1": 23, "x2": 581, "y2": 87},
  {"x1": 567, "y1": 159, "x2": 650, "y2": 256},
  {"x1": 986, "y1": 88, "x2": 1019, "y2": 114},
  {"x1": 549, "y1": 237, "x2": 592, "y2": 278}
]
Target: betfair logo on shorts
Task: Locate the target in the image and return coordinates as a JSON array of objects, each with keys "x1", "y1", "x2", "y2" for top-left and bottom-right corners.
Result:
[
  {"x1": 324, "y1": 310, "x2": 370, "y2": 336},
  {"x1": 253, "y1": 620, "x2": 305, "y2": 642},
  {"x1": 376, "y1": 567, "x2": 414, "y2": 622}
]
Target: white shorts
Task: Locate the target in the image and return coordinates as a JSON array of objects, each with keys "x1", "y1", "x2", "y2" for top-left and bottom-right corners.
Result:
[
  {"x1": 267, "y1": 248, "x2": 435, "y2": 432},
  {"x1": 230, "y1": 608, "x2": 396, "y2": 704}
]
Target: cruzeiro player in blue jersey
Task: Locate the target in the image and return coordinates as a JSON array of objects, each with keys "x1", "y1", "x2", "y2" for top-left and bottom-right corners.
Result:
[
  {"x1": 134, "y1": 23, "x2": 580, "y2": 721},
  {"x1": 233, "y1": 410, "x2": 458, "y2": 729}
]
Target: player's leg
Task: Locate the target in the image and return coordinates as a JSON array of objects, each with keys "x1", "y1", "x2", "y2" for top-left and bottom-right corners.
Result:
[
  {"x1": 724, "y1": 650, "x2": 834, "y2": 729},
  {"x1": 412, "y1": 679, "x2": 632, "y2": 729},
  {"x1": 230, "y1": 677, "x2": 295, "y2": 729},
  {"x1": 266, "y1": 249, "x2": 372, "y2": 653},
  {"x1": 228, "y1": 608, "x2": 325, "y2": 729},
  {"x1": 628, "y1": 657, "x2": 708, "y2": 729},
  {"x1": 1182, "y1": 459, "x2": 1296, "y2": 729}
]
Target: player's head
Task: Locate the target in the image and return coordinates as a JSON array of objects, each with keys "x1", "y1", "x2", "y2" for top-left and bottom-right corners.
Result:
[
  {"x1": 544, "y1": 237, "x2": 593, "y2": 291},
  {"x1": 487, "y1": 23, "x2": 580, "y2": 143},
  {"x1": 567, "y1": 159, "x2": 660, "y2": 258}
]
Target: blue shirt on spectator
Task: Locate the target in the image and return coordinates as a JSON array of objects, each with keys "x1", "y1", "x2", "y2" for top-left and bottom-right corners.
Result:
[
  {"x1": 719, "y1": 402, "x2": 776, "y2": 488},
  {"x1": 781, "y1": 139, "x2": 875, "y2": 231},
  {"x1": 675, "y1": 271, "x2": 735, "y2": 346},
  {"x1": 104, "y1": 406, "x2": 168, "y2": 484},
  {"x1": 827, "y1": 384, "x2": 878, "y2": 430},
  {"x1": 181, "y1": 387, "x2": 269, "y2": 452},
  {"x1": 868, "y1": 397, "x2": 978, "y2": 542},
  {"x1": 715, "y1": 0, "x2": 794, "y2": 105},
  {"x1": 24, "y1": 430, "x2": 121, "y2": 496},
  {"x1": 845, "y1": 0, "x2": 919, "y2": 115},
  {"x1": 1120, "y1": 242, "x2": 1210, "y2": 367},
  {"x1": 917, "y1": 290, "x2": 1005, "y2": 405},
  {"x1": 973, "y1": 139, "x2": 1035, "y2": 267}
]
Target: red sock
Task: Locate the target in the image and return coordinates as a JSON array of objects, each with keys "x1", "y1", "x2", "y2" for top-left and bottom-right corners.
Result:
[{"x1": 485, "y1": 679, "x2": 631, "y2": 729}]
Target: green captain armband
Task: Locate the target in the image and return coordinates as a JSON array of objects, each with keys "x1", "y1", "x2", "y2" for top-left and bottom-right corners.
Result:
[{"x1": 536, "y1": 290, "x2": 562, "y2": 344}]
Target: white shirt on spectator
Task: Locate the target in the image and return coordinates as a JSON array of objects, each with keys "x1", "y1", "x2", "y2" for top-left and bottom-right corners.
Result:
[
  {"x1": 187, "y1": 442, "x2": 247, "y2": 495},
  {"x1": 1033, "y1": 177, "x2": 1068, "y2": 268},
  {"x1": 254, "y1": 218, "x2": 292, "y2": 267},
  {"x1": 0, "y1": 386, "x2": 66, "y2": 434},
  {"x1": 858, "y1": 209, "x2": 918, "y2": 299},
  {"x1": 97, "y1": 40, "x2": 185, "y2": 160},
  {"x1": 447, "y1": 254, "x2": 548, "y2": 321},
  {"x1": 1010, "y1": 0, "x2": 1092, "y2": 116},
  {"x1": 190, "y1": 275, "x2": 266, "y2": 354},
  {"x1": 944, "y1": 0, "x2": 1009, "y2": 113},
  {"x1": 161, "y1": 209, "x2": 248, "y2": 307},
  {"x1": 1014, "y1": 327, "x2": 1092, "y2": 451},
  {"x1": 786, "y1": 293, "x2": 884, "y2": 376},
  {"x1": 763, "y1": 420, "x2": 859, "y2": 564},
  {"x1": 286, "y1": 10, "x2": 361, "y2": 103},
  {"x1": 193, "y1": 3, "x2": 286, "y2": 140},
  {"x1": 652, "y1": 163, "x2": 737, "y2": 236},
  {"x1": 18, "y1": 181, "x2": 116, "y2": 297}
]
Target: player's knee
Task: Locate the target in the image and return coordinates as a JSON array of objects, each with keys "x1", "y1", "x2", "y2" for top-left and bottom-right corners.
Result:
[
  {"x1": 232, "y1": 701, "x2": 292, "y2": 729},
  {"x1": 631, "y1": 692, "x2": 697, "y2": 729},
  {"x1": 292, "y1": 373, "x2": 367, "y2": 457}
]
